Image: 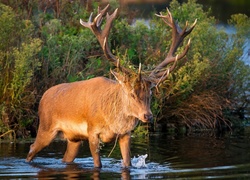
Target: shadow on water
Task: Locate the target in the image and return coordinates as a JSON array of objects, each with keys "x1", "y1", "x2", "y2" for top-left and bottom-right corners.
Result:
[{"x1": 1, "y1": 130, "x2": 250, "y2": 179}]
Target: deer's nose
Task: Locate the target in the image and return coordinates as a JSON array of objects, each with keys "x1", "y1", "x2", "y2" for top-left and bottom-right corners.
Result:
[{"x1": 144, "y1": 113, "x2": 153, "y2": 123}]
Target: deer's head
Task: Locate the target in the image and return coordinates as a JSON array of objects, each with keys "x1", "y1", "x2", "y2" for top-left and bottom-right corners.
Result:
[
  {"x1": 110, "y1": 67, "x2": 153, "y2": 122},
  {"x1": 80, "y1": 4, "x2": 196, "y2": 123}
]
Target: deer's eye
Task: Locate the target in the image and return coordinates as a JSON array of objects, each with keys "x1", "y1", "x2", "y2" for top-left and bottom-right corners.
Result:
[{"x1": 130, "y1": 93, "x2": 136, "y2": 99}]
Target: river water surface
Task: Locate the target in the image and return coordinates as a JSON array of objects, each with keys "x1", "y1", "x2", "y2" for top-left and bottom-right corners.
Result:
[{"x1": 1, "y1": 130, "x2": 250, "y2": 179}]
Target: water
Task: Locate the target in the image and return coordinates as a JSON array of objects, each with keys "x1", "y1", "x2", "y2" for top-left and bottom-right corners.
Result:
[
  {"x1": 196, "y1": 0, "x2": 250, "y2": 23},
  {"x1": 1, "y1": 130, "x2": 250, "y2": 179},
  {"x1": 122, "y1": 0, "x2": 250, "y2": 23}
]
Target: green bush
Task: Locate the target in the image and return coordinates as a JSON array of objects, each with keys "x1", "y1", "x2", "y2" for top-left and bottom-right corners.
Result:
[{"x1": 0, "y1": 3, "x2": 42, "y2": 137}]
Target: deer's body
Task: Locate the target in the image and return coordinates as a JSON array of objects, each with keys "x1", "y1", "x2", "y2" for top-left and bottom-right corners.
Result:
[
  {"x1": 26, "y1": 4, "x2": 196, "y2": 168},
  {"x1": 26, "y1": 77, "x2": 151, "y2": 167}
]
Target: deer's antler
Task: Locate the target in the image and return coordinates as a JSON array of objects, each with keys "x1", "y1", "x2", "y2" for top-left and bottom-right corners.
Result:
[
  {"x1": 80, "y1": 4, "x2": 119, "y2": 66},
  {"x1": 149, "y1": 8, "x2": 197, "y2": 84}
]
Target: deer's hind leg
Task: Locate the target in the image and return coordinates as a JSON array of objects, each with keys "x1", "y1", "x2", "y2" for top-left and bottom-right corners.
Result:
[
  {"x1": 62, "y1": 140, "x2": 81, "y2": 162},
  {"x1": 26, "y1": 128, "x2": 57, "y2": 162}
]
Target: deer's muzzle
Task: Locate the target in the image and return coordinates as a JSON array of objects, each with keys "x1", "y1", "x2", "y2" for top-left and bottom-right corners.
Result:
[{"x1": 141, "y1": 113, "x2": 153, "y2": 123}]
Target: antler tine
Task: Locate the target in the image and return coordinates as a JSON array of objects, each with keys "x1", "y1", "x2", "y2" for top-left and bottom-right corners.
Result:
[
  {"x1": 80, "y1": 4, "x2": 119, "y2": 67},
  {"x1": 138, "y1": 63, "x2": 142, "y2": 81},
  {"x1": 98, "y1": 3, "x2": 110, "y2": 14},
  {"x1": 95, "y1": 4, "x2": 110, "y2": 29},
  {"x1": 155, "y1": 11, "x2": 173, "y2": 28},
  {"x1": 79, "y1": 12, "x2": 93, "y2": 28},
  {"x1": 149, "y1": 8, "x2": 196, "y2": 84},
  {"x1": 185, "y1": 18, "x2": 197, "y2": 33},
  {"x1": 102, "y1": 9, "x2": 118, "y2": 43},
  {"x1": 94, "y1": 13, "x2": 103, "y2": 28}
]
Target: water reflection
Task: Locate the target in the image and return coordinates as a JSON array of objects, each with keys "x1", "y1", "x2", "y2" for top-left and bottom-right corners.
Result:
[
  {"x1": 34, "y1": 164, "x2": 132, "y2": 180},
  {"x1": 1, "y1": 132, "x2": 250, "y2": 179},
  {"x1": 33, "y1": 162, "x2": 111, "y2": 180}
]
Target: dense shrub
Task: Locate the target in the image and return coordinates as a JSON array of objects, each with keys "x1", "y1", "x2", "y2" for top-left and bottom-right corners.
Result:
[
  {"x1": 0, "y1": 4, "x2": 42, "y2": 137},
  {"x1": 161, "y1": 0, "x2": 250, "y2": 129}
]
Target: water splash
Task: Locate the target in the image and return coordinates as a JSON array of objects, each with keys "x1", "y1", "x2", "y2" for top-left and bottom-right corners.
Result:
[{"x1": 131, "y1": 154, "x2": 148, "y2": 168}]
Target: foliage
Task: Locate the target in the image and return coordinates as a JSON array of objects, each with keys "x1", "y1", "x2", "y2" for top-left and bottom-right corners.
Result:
[{"x1": 0, "y1": 3, "x2": 42, "y2": 137}]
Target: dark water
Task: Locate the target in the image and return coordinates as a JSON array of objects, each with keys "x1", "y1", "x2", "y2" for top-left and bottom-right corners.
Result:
[
  {"x1": 196, "y1": 0, "x2": 250, "y2": 23},
  {"x1": 1, "y1": 130, "x2": 250, "y2": 179},
  {"x1": 124, "y1": 0, "x2": 250, "y2": 23}
]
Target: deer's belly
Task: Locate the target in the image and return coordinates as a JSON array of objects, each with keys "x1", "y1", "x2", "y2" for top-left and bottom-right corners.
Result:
[{"x1": 58, "y1": 121, "x2": 89, "y2": 141}]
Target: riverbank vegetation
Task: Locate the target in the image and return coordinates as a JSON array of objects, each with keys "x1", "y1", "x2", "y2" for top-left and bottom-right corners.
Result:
[{"x1": 0, "y1": 0, "x2": 249, "y2": 139}]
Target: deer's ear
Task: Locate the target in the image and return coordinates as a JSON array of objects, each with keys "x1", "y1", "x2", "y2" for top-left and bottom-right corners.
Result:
[{"x1": 110, "y1": 69, "x2": 125, "y2": 84}]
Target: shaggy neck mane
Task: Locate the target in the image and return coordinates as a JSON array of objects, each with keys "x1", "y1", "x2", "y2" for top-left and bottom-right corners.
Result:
[
  {"x1": 100, "y1": 81, "x2": 138, "y2": 134},
  {"x1": 100, "y1": 82, "x2": 127, "y2": 119}
]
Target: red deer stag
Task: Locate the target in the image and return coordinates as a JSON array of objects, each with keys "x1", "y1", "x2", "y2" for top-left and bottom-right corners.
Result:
[{"x1": 26, "y1": 4, "x2": 196, "y2": 168}]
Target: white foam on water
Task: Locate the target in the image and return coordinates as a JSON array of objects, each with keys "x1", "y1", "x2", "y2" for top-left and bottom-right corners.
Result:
[{"x1": 131, "y1": 154, "x2": 148, "y2": 168}]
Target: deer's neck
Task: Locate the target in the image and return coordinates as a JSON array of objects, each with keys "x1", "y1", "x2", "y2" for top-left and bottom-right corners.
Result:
[{"x1": 100, "y1": 83, "x2": 138, "y2": 134}]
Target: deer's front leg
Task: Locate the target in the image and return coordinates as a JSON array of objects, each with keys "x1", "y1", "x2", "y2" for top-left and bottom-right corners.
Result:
[
  {"x1": 89, "y1": 133, "x2": 102, "y2": 168},
  {"x1": 119, "y1": 133, "x2": 131, "y2": 167}
]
